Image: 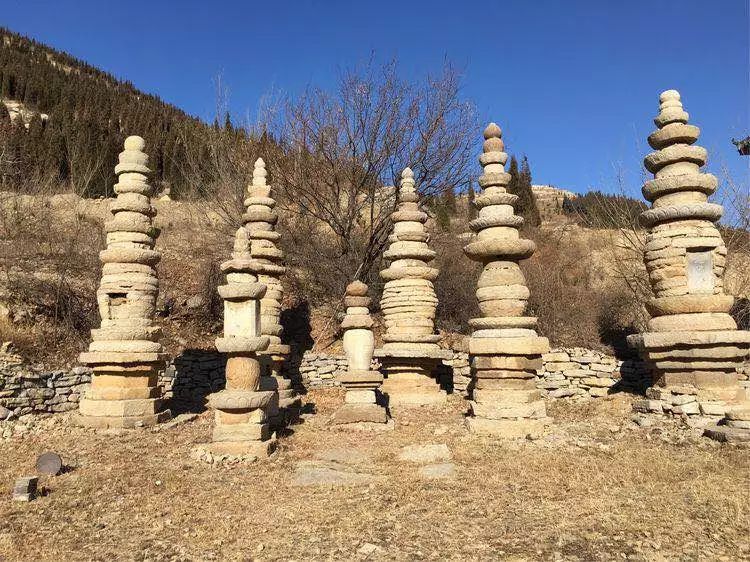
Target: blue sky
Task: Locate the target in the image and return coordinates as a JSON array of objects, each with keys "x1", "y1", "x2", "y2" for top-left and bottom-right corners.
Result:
[{"x1": 3, "y1": 0, "x2": 748, "y2": 198}]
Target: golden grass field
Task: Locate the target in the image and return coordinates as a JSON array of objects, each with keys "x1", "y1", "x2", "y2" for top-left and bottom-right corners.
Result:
[{"x1": 1, "y1": 391, "x2": 748, "y2": 561}]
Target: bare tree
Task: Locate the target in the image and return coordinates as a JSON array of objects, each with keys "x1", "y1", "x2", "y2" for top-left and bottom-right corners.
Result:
[{"x1": 265, "y1": 59, "x2": 477, "y2": 285}]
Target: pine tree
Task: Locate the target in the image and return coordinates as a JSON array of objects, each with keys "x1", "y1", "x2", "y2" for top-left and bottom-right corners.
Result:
[{"x1": 518, "y1": 156, "x2": 541, "y2": 226}]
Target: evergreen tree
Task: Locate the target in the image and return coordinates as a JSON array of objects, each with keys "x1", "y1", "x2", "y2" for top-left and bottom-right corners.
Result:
[{"x1": 518, "y1": 156, "x2": 541, "y2": 227}]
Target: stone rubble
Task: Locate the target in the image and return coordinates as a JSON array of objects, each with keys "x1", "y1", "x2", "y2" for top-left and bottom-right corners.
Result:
[
  {"x1": 376, "y1": 168, "x2": 450, "y2": 407},
  {"x1": 75, "y1": 136, "x2": 170, "y2": 429},
  {"x1": 463, "y1": 123, "x2": 551, "y2": 438}
]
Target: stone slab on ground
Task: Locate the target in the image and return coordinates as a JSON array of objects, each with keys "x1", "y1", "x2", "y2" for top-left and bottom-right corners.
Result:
[
  {"x1": 704, "y1": 425, "x2": 750, "y2": 444},
  {"x1": 293, "y1": 466, "x2": 379, "y2": 487},
  {"x1": 419, "y1": 462, "x2": 456, "y2": 480},
  {"x1": 397, "y1": 443, "x2": 451, "y2": 464},
  {"x1": 314, "y1": 448, "x2": 372, "y2": 466}
]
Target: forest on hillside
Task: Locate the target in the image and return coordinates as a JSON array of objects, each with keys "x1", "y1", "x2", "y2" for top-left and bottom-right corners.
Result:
[{"x1": 0, "y1": 26, "x2": 241, "y2": 197}]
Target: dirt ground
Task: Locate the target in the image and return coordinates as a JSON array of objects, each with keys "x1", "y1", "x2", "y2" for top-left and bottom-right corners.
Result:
[{"x1": 1, "y1": 391, "x2": 748, "y2": 562}]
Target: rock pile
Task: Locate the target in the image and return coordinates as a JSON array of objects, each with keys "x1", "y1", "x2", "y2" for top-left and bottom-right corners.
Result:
[
  {"x1": 243, "y1": 158, "x2": 300, "y2": 426},
  {"x1": 76, "y1": 136, "x2": 170, "y2": 429},
  {"x1": 376, "y1": 168, "x2": 449, "y2": 406},
  {"x1": 463, "y1": 123, "x2": 550, "y2": 438},
  {"x1": 333, "y1": 281, "x2": 387, "y2": 427},
  {"x1": 626, "y1": 90, "x2": 750, "y2": 441},
  {"x1": 199, "y1": 209, "x2": 274, "y2": 460}
]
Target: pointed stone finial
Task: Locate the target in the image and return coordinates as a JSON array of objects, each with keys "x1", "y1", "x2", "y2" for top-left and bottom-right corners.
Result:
[
  {"x1": 400, "y1": 167, "x2": 415, "y2": 195},
  {"x1": 253, "y1": 158, "x2": 267, "y2": 187}
]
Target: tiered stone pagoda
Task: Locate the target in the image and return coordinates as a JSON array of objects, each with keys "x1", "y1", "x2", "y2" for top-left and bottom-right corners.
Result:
[
  {"x1": 76, "y1": 136, "x2": 170, "y2": 429},
  {"x1": 244, "y1": 158, "x2": 300, "y2": 426},
  {"x1": 375, "y1": 168, "x2": 450, "y2": 406},
  {"x1": 463, "y1": 123, "x2": 550, "y2": 438},
  {"x1": 199, "y1": 211, "x2": 275, "y2": 459},
  {"x1": 333, "y1": 281, "x2": 388, "y2": 427},
  {"x1": 628, "y1": 90, "x2": 750, "y2": 440}
]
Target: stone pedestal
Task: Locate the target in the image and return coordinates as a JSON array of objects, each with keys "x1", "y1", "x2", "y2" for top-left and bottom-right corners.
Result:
[
  {"x1": 626, "y1": 91, "x2": 750, "y2": 437},
  {"x1": 75, "y1": 136, "x2": 170, "y2": 429},
  {"x1": 75, "y1": 364, "x2": 169, "y2": 429},
  {"x1": 376, "y1": 351, "x2": 449, "y2": 406},
  {"x1": 462, "y1": 124, "x2": 551, "y2": 438}
]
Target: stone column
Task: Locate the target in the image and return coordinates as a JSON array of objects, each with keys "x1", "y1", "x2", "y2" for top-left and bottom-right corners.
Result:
[
  {"x1": 243, "y1": 158, "x2": 300, "y2": 427},
  {"x1": 463, "y1": 123, "x2": 550, "y2": 438},
  {"x1": 199, "y1": 221, "x2": 275, "y2": 459},
  {"x1": 75, "y1": 136, "x2": 170, "y2": 429},
  {"x1": 375, "y1": 168, "x2": 450, "y2": 407},
  {"x1": 627, "y1": 90, "x2": 750, "y2": 439},
  {"x1": 333, "y1": 281, "x2": 388, "y2": 427}
]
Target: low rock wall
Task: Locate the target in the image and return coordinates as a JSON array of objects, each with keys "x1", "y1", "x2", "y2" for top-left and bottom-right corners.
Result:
[{"x1": 2, "y1": 341, "x2": 746, "y2": 419}]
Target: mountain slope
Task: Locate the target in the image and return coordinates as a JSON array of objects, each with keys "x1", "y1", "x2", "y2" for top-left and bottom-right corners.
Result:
[{"x1": 0, "y1": 26, "x2": 233, "y2": 197}]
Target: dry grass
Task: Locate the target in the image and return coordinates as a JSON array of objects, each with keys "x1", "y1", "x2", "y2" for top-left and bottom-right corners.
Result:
[{"x1": 1, "y1": 393, "x2": 748, "y2": 561}]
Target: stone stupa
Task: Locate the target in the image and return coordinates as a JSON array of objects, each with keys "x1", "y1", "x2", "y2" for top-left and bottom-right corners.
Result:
[
  {"x1": 243, "y1": 158, "x2": 300, "y2": 427},
  {"x1": 627, "y1": 90, "x2": 750, "y2": 441},
  {"x1": 375, "y1": 168, "x2": 450, "y2": 406},
  {"x1": 332, "y1": 280, "x2": 388, "y2": 427},
  {"x1": 76, "y1": 136, "x2": 170, "y2": 429},
  {"x1": 198, "y1": 211, "x2": 275, "y2": 459},
  {"x1": 463, "y1": 123, "x2": 550, "y2": 438}
]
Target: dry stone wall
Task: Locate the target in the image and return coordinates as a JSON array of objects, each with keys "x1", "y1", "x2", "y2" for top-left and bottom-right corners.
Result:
[{"x1": 3, "y1": 342, "x2": 746, "y2": 419}]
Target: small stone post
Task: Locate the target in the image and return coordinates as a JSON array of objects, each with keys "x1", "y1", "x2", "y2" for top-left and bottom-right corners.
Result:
[
  {"x1": 76, "y1": 136, "x2": 170, "y2": 429},
  {"x1": 627, "y1": 90, "x2": 750, "y2": 440},
  {"x1": 244, "y1": 158, "x2": 300, "y2": 426},
  {"x1": 333, "y1": 281, "x2": 388, "y2": 426},
  {"x1": 375, "y1": 168, "x2": 450, "y2": 407},
  {"x1": 463, "y1": 123, "x2": 550, "y2": 438},
  {"x1": 198, "y1": 219, "x2": 275, "y2": 459}
]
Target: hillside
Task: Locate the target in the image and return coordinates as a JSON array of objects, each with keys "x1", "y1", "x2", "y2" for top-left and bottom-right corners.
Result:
[{"x1": 0, "y1": 27, "x2": 241, "y2": 198}]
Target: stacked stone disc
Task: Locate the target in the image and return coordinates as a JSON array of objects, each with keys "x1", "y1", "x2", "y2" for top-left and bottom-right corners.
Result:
[
  {"x1": 76, "y1": 136, "x2": 170, "y2": 429},
  {"x1": 201, "y1": 217, "x2": 274, "y2": 459},
  {"x1": 376, "y1": 168, "x2": 450, "y2": 406},
  {"x1": 333, "y1": 281, "x2": 387, "y2": 426},
  {"x1": 243, "y1": 158, "x2": 300, "y2": 426},
  {"x1": 627, "y1": 90, "x2": 750, "y2": 441},
  {"x1": 463, "y1": 123, "x2": 550, "y2": 438}
]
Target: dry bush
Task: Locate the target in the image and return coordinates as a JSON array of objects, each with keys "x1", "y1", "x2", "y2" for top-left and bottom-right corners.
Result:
[
  {"x1": 0, "y1": 189, "x2": 103, "y2": 365},
  {"x1": 524, "y1": 226, "x2": 644, "y2": 353}
]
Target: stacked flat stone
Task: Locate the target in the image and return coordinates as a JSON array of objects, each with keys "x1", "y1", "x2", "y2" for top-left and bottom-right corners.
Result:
[
  {"x1": 626, "y1": 90, "x2": 750, "y2": 442},
  {"x1": 201, "y1": 219, "x2": 274, "y2": 459},
  {"x1": 463, "y1": 123, "x2": 550, "y2": 438},
  {"x1": 333, "y1": 281, "x2": 387, "y2": 426},
  {"x1": 376, "y1": 168, "x2": 450, "y2": 406},
  {"x1": 244, "y1": 158, "x2": 299, "y2": 426},
  {"x1": 76, "y1": 136, "x2": 170, "y2": 429}
]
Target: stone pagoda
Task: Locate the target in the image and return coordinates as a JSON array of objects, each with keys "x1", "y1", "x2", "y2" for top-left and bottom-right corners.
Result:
[
  {"x1": 243, "y1": 158, "x2": 300, "y2": 427},
  {"x1": 199, "y1": 212, "x2": 275, "y2": 459},
  {"x1": 627, "y1": 90, "x2": 750, "y2": 439},
  {"x1": 463, "y1": 123, "x2": 550, "y2": 438},
  {"x1": 76, "y1": 136, "x2": 170, "y2": 429},
  {"x1": 333, "y1": 281, "x2": 388, "y2": 427},
  {"x1": 375, "y1": 168, "x2": 450, "y2": 406}
]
